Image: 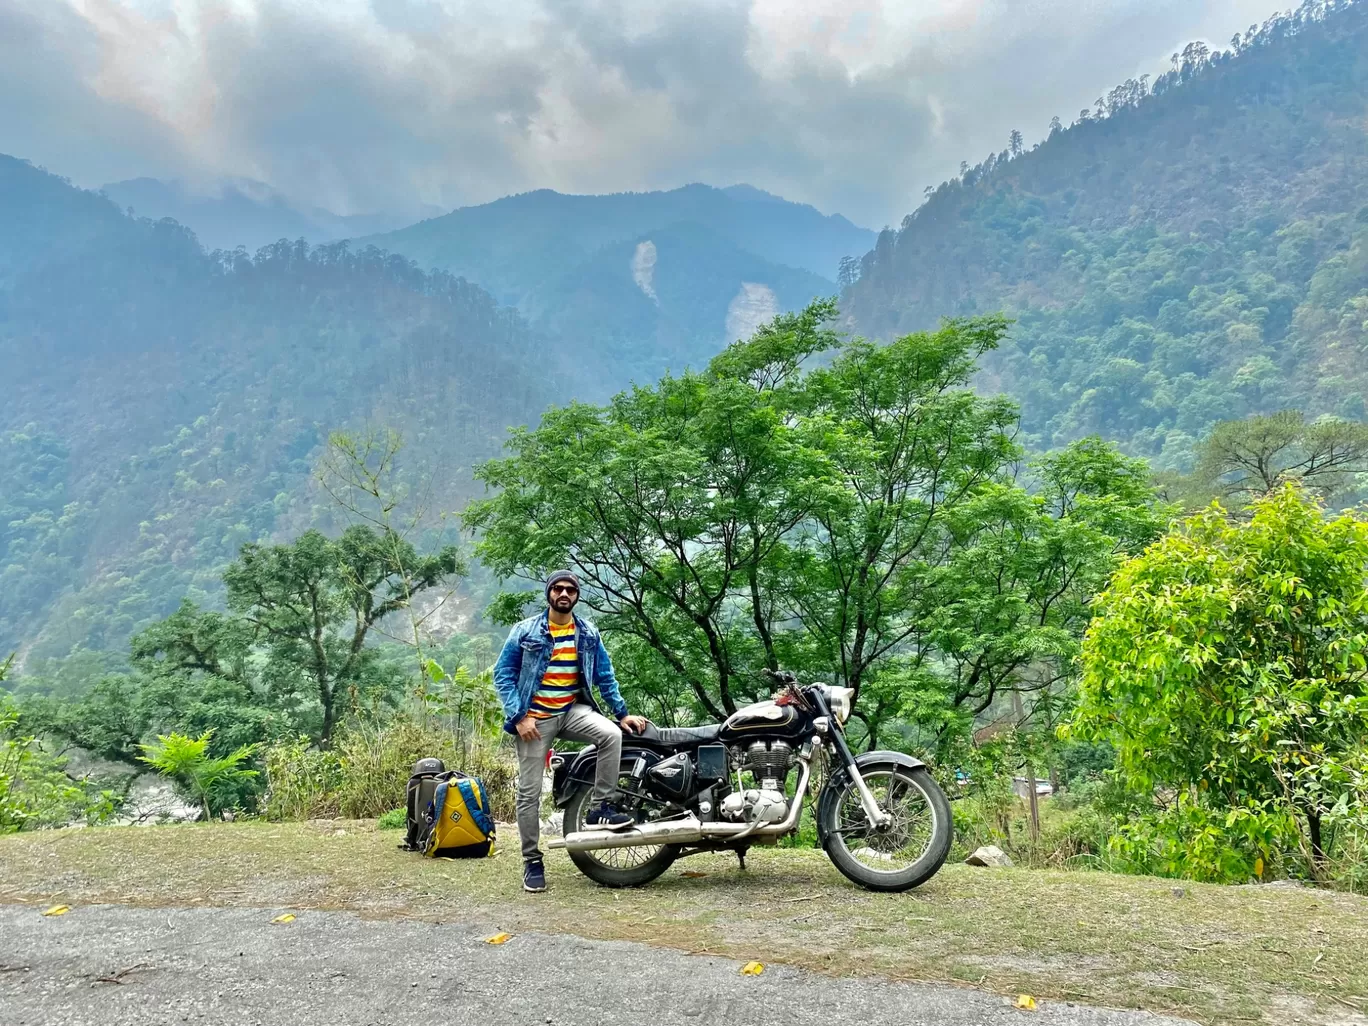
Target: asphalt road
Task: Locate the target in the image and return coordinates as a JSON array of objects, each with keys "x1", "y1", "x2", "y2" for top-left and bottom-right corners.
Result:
[{"x1": 0, "y1": 904, "x2": 1196, "y2": 1026}]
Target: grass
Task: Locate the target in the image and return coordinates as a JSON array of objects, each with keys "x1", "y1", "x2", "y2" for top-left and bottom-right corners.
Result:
[{"x1": 1, "y1": 821, "x2": 1365, "y2": 1026}]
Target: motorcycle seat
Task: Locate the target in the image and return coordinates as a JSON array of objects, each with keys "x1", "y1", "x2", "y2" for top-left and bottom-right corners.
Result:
[{"x1": 636, "y1": 723, "x2": 722, "y2": 747}]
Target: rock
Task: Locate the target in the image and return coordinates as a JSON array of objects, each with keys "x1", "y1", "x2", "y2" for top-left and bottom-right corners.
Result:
[
  {"x1": 965, "y1": 845, "x2": 1013, "y2": 868},
  {"x1": 1171, "y1": 887, "x2": 1186, "y2": 898},
  {"x1": 541, "y1": 811, "x2": 564, "y2": 838}
]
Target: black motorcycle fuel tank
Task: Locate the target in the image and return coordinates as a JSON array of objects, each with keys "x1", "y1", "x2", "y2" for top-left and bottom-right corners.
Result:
[{"x1": 717, "y1": 700, "x2": 806, "y2": 743}]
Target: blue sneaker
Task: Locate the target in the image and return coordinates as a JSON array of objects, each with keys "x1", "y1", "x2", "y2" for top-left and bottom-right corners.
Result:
[
  {"x1": 586, "y1": 802, "x2": 634, "y2": 831},
  {"x1": 523, "y1": 859, "x2": 546, "y2": 893}
]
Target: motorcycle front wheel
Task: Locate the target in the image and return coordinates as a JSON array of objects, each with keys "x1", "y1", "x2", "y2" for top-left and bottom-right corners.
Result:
[
  {"x1": 562, "y1": 780, "x2": 679, "y2": 888},
  {"x1": 817, "y1": 763, "x2": 953, "y2": 892}
]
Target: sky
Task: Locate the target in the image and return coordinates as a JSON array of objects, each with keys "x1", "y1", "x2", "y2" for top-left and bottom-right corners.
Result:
[{"x1": 0, "y1": 0, "x2": 1291, "y2": 227}]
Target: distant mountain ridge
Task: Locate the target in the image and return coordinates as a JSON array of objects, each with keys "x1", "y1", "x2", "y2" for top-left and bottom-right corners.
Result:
[
  {"x1": 358, "y1": 182, "x2": 868, "y2": 384},
  {"x1": 1, "y1": 155, "x2": 548, "y2": 663},
  {"x1": 99, "y1": 176, "x2": 437, "y2": 253}
]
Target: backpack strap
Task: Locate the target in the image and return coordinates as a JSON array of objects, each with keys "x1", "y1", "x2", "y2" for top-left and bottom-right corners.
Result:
[{"x1": 453, "y1": 778, "x2": 495, "y2": 839}]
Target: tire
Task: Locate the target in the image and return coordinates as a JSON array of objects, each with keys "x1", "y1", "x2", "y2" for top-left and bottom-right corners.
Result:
[
  {"x1": 562, "y1": 783, "x2": 678, "y2": 888},
  {"x1": 817, "y1": 763, "x2": 953, "y2": 893}
]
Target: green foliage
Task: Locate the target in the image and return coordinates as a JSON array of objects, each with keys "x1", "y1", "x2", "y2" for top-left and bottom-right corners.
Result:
[
  {"x1": 222, "y1": 525, "x2": 463, "y2": 743},
  {"x1": 845, "y1": 0, "x2": 1368, "y2": 469},
  {"x1": 1072, "y1": 484, "x2": 1368, "y2": 881},
  {"x1": 469, "y1": 301, "x2": 1169, "y2": 741},
  {"x1": 376, "y1": 807, "x2": 406, "y2": 830},
  {"x1": 0, "y1": 656, "x2": 119, "y2": 832},
  {"x1": 138, "y1": 730, "x2": 260, "y2": 821},
  {"x1": 1185, "y1": 410, "x2": 1368, "y2": 505}
]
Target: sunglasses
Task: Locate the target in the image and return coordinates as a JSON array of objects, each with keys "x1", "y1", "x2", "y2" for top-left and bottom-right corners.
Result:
[{"x1": 550, "y1": 584, "x2": 579, "y2": 595}]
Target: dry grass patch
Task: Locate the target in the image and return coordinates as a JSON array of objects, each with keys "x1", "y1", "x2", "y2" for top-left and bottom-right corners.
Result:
[{"x1": 1, "y1": 821, "x2": 1365, "y2": 1026}]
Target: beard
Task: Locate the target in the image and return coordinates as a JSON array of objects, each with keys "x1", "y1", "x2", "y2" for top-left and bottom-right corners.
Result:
[{"x1": 551, "y1": 595, "x2": 577, "y2": 613}]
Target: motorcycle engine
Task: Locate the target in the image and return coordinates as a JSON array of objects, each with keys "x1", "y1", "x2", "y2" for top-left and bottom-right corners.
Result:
[
  {"x1": 718, "y1": 740, "x2": 794, "y2": 823},
  {"x1": 744, "y1": 740, "x2": 793, "y2": 791},
  {"x1": 719, "y1": 788, "x2": 788, "y2": 824}
]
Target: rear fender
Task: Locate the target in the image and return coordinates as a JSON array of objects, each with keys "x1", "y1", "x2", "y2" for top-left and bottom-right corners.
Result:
[{"x1": 551, "y1": 744, "x2": 667, "y2": 809}]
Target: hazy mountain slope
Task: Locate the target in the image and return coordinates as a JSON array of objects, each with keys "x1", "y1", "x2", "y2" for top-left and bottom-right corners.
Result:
[
  {"x1": 843, "y1": 0, "x2": 1368, "y2": 468},
  {"x1": 1, "y1": 158, "x2": 549, "y2": 662},
  {"x1": 100, "y1": 177, "x2": 431, "y2": 253},
  {"x1": 357, "y1": 183, "x2": 861, "y2": 385},
  {"x1": 358, "y1": 183, "x2": 871, "y2": 300},
  {"x1": 531, "y1": 221, "x2": 833, "y2": 383}
]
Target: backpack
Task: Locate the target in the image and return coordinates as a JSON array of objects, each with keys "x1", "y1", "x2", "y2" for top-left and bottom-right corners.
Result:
[
  {"x1": 423, "y1": 772, "x2": 497, "y2": 859},
  {"x1": 400, "y1": 758, "x2": 448, "y2": 852}
]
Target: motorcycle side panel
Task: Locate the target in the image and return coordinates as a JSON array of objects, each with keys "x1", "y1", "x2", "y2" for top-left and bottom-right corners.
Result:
[{"x1": 552, "y1": 744, "x2": 667, "y2": 809}]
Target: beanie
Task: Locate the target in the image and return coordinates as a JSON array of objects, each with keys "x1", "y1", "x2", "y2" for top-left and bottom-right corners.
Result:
[{"x1": 545, "y1": 569, "x2": 581, "y2": 602}]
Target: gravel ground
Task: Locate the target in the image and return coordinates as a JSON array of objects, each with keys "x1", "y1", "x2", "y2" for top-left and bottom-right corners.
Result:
[{"x1": 0, "y1": 903, "x2": 1197, "y2": 1026}]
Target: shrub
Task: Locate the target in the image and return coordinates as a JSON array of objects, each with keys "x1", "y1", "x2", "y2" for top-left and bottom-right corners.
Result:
[
  {"x1": 377, "y1": 808, "x2": 406, "y2": 830},
  {"x1": 1072, "y1": 485, "x2": 1368, "y2": 883},
  {"x1": 138, "y1": 730, "x2": 261, "y2": 821}
]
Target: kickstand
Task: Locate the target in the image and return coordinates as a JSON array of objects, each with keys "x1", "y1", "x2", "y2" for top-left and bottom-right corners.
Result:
[{"x1": 735, "y1": 848, "x2": 747, "y2": 872}]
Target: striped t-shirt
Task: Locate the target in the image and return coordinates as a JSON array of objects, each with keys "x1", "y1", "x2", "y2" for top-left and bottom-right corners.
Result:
[{"x1": 527, "y1": 620, "x2": 580, "y2": 719}]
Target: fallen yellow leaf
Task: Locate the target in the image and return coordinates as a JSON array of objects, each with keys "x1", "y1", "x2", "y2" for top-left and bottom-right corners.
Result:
[
  {"x1": 740, "y1": 961, "x2": 764, "y2": 976},
  {"x1": 1015, "y1": 994, "x2": 1037, "y2": 1011},
  {"x1": 484, "y1": 932, "x2": 513, "y2": 945},
  {"x1": 1254, "y1": 856, "x2": 1265, "y2": 878},
  {"x1": 42, "y1": 905, "x2": 69, "y2": 917},
  {"x1": 271, "y1": 913, "x2": 296, "y2": 924}
]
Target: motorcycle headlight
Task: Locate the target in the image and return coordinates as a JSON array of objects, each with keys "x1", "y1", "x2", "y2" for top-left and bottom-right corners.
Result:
[{"x1": 825, "y1": 685, "x2": 855, "y2": 724}]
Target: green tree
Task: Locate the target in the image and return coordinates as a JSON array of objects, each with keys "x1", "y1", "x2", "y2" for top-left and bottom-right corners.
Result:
[
  {"x1": 1192, "y1": 410, "x2": 1368, "y2": 504},
  {"x1": 224, "y1": 526, "x2": 463, "y2": 744},
  {"x1": 1071, "y1": 484, "x2": 1368, "y2": 880},
  {"x1": 469, "y1": 302, "x2": 1168, "y2": 742}
]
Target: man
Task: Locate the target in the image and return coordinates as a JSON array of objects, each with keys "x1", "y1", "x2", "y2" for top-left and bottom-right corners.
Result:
[{"x1": 493, "y1": 570, "x2": 649, "y2": 893}]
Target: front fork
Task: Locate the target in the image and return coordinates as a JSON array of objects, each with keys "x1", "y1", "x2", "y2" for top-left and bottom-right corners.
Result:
[{"x1": 815, "y1": 702, "x2": 892, "y2": 830}]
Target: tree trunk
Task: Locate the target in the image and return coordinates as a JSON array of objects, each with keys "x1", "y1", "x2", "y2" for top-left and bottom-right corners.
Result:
[
  {"x1": 1307, "y1": 810, "x2": 1325, "y2": 880},
  {"x1": 319, "y1": 680, "x2": 335, "y2": 747}
]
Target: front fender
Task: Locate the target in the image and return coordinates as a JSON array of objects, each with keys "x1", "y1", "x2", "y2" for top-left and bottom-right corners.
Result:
[
  {"x1": 551, "y1": 744, "x2": 666, "y2": 809},
  {"x1": 830, "y1": 749, "x2": 926, "y2": 785}
]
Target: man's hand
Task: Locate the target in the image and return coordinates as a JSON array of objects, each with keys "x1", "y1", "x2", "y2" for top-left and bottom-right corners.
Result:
[
  {"x1": 515, "y1": 715, "x2": 542, "y2": 741},
  {"x1": 619, "y1": 714, "x2": 649, "y2": 734}
]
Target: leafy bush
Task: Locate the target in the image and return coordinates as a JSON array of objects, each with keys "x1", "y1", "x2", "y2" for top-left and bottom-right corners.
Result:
[
  {"x1": 138, "y1": 730, "x2": 261, "y2": 821},
  {"x1": 1072, "y1": 484, "x2": 1368, "y2": 883},
  {"x1": 377, "y1": 808, "x2": 406, "y2": 830}
]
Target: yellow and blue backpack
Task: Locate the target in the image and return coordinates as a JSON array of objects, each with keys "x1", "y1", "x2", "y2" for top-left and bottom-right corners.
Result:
[{"x1": 420, "y1": 770, "x2": 496, "y2": 859}]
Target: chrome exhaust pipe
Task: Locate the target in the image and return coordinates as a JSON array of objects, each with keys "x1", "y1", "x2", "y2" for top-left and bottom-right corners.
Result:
[{"x1": 550, "y1": 759, "x2": 812, "y2": 853}]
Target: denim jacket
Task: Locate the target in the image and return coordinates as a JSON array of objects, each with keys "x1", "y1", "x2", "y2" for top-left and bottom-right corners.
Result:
[{"x1": 492, "y1": 610, "x2": 628, "y2": 734}]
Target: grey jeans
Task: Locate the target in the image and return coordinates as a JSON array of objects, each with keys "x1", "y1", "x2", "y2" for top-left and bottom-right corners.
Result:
[{"x1": 515, "y1": 702, "x2": 623, "y2": 862}]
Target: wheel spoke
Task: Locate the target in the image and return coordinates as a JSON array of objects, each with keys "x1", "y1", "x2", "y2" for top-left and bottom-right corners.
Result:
[{"x1": 832, "y1": 769, "x2": 938, "y2": 874}]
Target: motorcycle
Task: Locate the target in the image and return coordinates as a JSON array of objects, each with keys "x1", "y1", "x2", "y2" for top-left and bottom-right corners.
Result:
[{"x1": 547, "y1": 671, "x2": 953, "y2": 892}]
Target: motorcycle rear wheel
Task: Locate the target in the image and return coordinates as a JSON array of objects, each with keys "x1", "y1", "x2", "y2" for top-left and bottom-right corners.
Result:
[
  {"x1": 562, "y1": 781, "x2": 679, "y2": 888},
  {"x1": 818, "y1": 763, "x2": 952, "y2": 893}
]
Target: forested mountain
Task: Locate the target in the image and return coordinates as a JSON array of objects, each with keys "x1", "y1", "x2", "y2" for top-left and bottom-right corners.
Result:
[
  {"x1": 843, "y1": 0, "x2": 1368, "y2": 470},
  {"x1": 358, "y1": 183, "x2": 864, "y2": 383},
  {"x1": 1, "y1": 156, "x2": 549, "y2": 664}
]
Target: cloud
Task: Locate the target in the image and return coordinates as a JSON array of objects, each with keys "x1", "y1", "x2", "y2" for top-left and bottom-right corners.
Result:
[{"x1": 0, "y1": 0, "x2": 1288, "y2": 226}]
